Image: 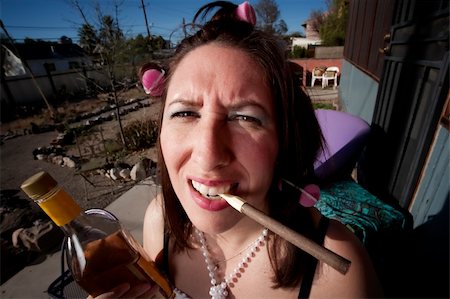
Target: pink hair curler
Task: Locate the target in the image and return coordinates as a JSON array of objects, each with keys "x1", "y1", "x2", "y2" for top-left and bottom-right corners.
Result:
[
  {"x1": 142, "y1": 68, "x2": 165, "y2": 97},
  {"x1": 298, "y1": 184, "x2": 320, "y2": 207},
  {"x1": 280, "y1": 179, "x2": 320, "y2": 207},
  {"x1": 235, "y1": 1, "x2": 256, "y2": 25}
]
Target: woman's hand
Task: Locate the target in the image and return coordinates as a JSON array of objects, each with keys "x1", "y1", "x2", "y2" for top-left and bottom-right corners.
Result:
[{"x1": 87, "y1": 282, "x2": 159, "y2": 299}]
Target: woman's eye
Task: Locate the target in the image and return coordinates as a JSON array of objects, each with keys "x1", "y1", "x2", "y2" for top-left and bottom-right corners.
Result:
[
  {"x1": 230, "y1": 114, "x2": 263, "y2": 126},
  {"x1": 170, "y1": 111, "x2": 199, "y2": 119}
]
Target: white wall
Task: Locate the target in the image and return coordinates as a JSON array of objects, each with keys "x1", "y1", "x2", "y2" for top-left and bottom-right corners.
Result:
[
  {"x1": 2, "y1": 67, "x2": 109, "y2": 105},
  {"x1": 291, "y1": 37, "x2": 322, "y2": 48}
]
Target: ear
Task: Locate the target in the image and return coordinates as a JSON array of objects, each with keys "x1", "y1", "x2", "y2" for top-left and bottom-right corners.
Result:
[{"x1": 142, "y1": 68, "x2": 165, "y2": 97}]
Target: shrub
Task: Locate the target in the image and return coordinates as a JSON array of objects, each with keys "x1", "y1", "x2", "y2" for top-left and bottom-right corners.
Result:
[
  {"x1": 120, "y1": 119, "x2": 159, "y2": 151},
  {"x1": 313, "y1": 102, "x2": 336, "y2": 110},
  {"x1": 289, "y1": 45, "x2": 314, "y2": 59}
]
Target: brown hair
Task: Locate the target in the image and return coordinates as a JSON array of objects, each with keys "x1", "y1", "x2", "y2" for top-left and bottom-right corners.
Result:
[{"x1": 155, "y1": 1, "x2": 323, "y2": 288}]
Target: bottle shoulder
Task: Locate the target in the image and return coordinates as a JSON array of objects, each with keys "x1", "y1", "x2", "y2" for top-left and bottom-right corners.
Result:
[{"x1": 63, "y1": 209, "x2": 122, "y2": 241}]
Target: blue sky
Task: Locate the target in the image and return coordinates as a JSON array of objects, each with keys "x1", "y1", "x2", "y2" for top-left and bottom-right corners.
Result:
[{"x1": 1, "y1": 0, "x2": 327, "y2": 44}]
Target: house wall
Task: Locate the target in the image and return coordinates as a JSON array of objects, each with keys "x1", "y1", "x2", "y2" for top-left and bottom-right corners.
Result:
[
  {"x1": 2, "y1": 67, "x2": 109, "y2": 106},
  {"x1": 339, "y1": 60, "x2": 449, "y2": 228},
  {"x1": 291, "y1": 37, "x2": 321, "y2": 48},
  {"x1": 338, "y1": 60, "x2": 378, "y2": 123},
  {"x1": 25, "y1": 56, "x2": 92, "y2": 75},
  {"x1": 409, "y1": 125, "x2": 449, "y2": 227}
]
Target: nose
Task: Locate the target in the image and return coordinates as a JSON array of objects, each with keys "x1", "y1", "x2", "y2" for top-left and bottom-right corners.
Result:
[{"x1": 192, "y1": 118, "x2": 232, "y2": 171}]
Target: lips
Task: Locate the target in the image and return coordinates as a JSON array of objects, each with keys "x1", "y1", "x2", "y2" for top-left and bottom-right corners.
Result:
[{"x1": 189, "y1": 179, "x2": 238, "y2": 211}]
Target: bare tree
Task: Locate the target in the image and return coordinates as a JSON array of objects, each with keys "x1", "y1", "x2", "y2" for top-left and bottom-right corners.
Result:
[
  {"x1": 67, "y1": 0, "x2": 127, "y2": 147},
  {"x1": 254, "y1": 0, "x2": 287, "y2": 35},
  {"x1": 305, "y1": 0, "x2": 349, "y2": 45},
  {"x1": 66, "y1": 0, "x2": 90, "y2": 25},
  {"x1": 308, "y1": 10, "x2": 326, "y2": 33}
]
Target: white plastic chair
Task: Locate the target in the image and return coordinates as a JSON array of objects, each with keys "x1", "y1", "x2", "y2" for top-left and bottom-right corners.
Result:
[
  {"x1": 322, "y1": 66, "x2": 339, "y2": 89},
  {"x1": 311, "y1": 66, "x2": 326, "y2": 87}
]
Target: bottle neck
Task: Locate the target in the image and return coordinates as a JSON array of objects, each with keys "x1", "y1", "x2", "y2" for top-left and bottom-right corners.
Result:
[
  {"x1": 37, "y1": 187, "x2": 82, "y2": 227},
  {"x1": 60, "y1": 213, "x2": 90, "y2": 236}
]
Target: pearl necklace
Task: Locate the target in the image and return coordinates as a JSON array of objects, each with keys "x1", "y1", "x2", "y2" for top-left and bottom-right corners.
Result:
[{"x1": 194, "y1": 227, "x2": 269, "y2": 299}]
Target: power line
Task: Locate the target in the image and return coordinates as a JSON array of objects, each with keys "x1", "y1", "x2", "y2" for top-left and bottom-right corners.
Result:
[
  {"x1": 11, "y1": 37, "x2": 81, "y2": 41},
  {"x1": 5, "y1": 24, "x2": 175, "y2": 32},
  {"x1": 5, "y1": 25, "x2": 76, "y2": 30}
]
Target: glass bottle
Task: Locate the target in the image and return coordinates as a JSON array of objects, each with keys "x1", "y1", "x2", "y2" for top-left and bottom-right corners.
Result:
[{"x1": 21, "y1": 171, "x2": 174, "y2": 298}]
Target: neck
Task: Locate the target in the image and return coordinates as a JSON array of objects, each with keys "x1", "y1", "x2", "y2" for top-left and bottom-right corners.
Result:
[{"x1": 196, "y1": 219, "x2": 266, "y2": 266}]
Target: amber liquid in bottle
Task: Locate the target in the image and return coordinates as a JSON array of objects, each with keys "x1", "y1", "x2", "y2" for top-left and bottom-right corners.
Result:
[
  {"x1": 72, "y1": 230, "x2": 172, "y2": 298},
  {"x1": 20, "y1": 171, "x2": 174, "y2": 299}
]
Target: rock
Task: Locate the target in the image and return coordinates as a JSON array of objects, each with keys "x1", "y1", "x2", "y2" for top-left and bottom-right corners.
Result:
[
  {"x1": 130, "y1": 159, "x2": 149, "y2": 181},
  {"x1": 62, "y1": 157, "x2": 76, "y2": 168},
  {"x1": 109, "y1": 168, "x2": 120, "y2": 180},
  {"x1": 96, "y1": 168, "x2": 106, "y2": 176},
  {"x1": 11, "y1": 220, "x2": 63, "y2": 252},
  {"x1": 119, "y1": 168, "x2": 130, "y2": 180},
  {"x1": 51, "y1": 155, "x2": 64, "y2": 165},
  {"x1": 47, "y1": 153, "x2": 56, "y2": 162},
  {"x1": 36, "y1": 154, "x2": 47, "y2": 161}
]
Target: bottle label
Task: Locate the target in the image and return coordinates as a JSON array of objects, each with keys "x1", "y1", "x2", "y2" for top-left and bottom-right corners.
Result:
[{"x1": 39, "y1": 189, "x2": 82, "y2": 226}]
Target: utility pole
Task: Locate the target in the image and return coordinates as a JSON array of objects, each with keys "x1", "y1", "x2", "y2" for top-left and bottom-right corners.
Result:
[{"x1": 140, "y1": 0, "x2": 152, "y2": 40}]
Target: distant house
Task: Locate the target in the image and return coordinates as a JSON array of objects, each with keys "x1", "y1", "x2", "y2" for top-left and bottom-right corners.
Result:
[
  {"x1": 12, "y1": 43, "x2": 93, "y2": 76},
  {"x1": 291, "y1": 19, "x2": 322, "y2": 49},
  {"x1": 1, "y1": 42, "x2": 108, "y2": 119}
]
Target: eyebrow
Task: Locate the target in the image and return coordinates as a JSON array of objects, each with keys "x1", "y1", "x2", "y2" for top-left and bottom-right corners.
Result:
[
  {"x1": 167, "y1": 98, "x2": 201, "y2": 108},
  {"x1": 167, "y1": 98, "x2": 271, "y2": 116}
]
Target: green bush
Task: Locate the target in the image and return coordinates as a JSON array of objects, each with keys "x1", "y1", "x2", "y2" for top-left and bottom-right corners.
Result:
[
  {"x1": 313, "y1": 102, "x2": 336, "y2": 110},
  {"x1": 289, "y1": 45, "x2": 314, "y2": 59}
]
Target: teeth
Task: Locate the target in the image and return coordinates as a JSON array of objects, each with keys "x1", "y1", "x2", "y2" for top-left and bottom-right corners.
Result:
[{"x1": 192, "y1": 180, "x2": 231, "y2": 199}]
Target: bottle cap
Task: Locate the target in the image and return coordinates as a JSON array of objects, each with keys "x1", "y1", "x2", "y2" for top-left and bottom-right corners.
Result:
[{"x1": 21, "y1": 171, "x2": 58, "y2": 200}]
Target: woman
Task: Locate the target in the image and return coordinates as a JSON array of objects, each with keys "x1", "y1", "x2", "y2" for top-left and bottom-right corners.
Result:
[{"x1": 103, "y1": 1, "x2": 382, "y2": 298}]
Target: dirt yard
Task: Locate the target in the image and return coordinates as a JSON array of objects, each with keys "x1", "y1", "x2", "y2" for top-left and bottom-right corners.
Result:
[
  {"x1": 0, "y1": 87, "x2": 162, "y2": 283},
  {"x1": 1, "y1": 88, "x2": 162, "y2": 208}
]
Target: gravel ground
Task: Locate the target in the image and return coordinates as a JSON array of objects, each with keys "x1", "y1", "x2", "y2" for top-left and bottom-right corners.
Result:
[
  {"x1": 1, "y1": 99, "x2": 162, "y2": 210},
  {"x1": 0, "y1": 131, "x2": 133, "y2": 210}
]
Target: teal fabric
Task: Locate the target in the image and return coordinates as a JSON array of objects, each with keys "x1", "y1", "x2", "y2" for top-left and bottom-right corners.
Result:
[{"x1": 314, "y1": 179, "x2": 407, "y2": 244}]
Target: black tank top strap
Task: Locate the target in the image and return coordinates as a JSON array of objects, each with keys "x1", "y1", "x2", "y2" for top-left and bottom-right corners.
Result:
[
  {"x1": 162, "y1": 228, "x2": 170, "y2": 275},
  {"x1": 298, "y1": 216, "x2": 330, "y2": 299}
]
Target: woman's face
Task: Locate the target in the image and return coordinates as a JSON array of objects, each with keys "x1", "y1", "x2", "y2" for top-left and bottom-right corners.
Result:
[{"x1": 160, "y1": 44, "x2": 278, "y2": 233}]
